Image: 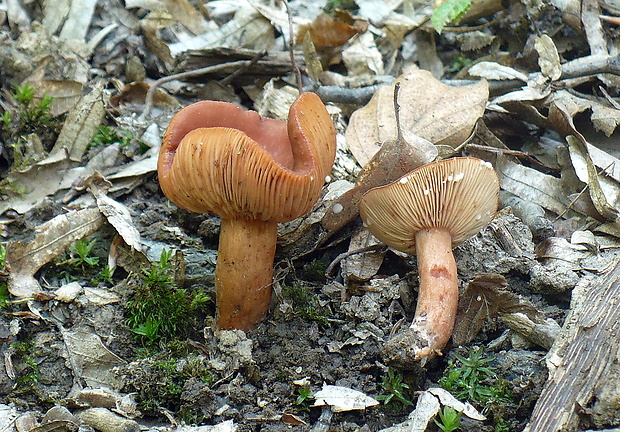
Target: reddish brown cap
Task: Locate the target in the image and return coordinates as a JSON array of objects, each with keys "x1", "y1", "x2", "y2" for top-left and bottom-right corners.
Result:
[
  {"x1": 359, "y1": 157, "x2": 500, "y2": 253},
  {"x1": 158, "y1": 92, "x2": 337, "y2": 222}
]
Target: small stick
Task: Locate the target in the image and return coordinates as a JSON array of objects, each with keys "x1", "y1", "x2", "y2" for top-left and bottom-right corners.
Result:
[
  {"x1": 393, "y1": 81, "x2": 403, "y2": 142},
  {"x1": 218, "y1": 50, "x2": 266, "y2": 86},
  {"x1": 325, "y1": 244, "x2": 387, "y2": 277},
  {"x1": 282, "y1": 0, "x2": 303, "y2": 94},
  {"x1": 140, "y1": 60, "x2": 251, "y2": 120}
]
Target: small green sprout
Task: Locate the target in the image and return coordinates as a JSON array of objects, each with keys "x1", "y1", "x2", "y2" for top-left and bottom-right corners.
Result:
[
  {"x1": 294, "y1": 386, "x2": 315, "y2": 412},
  {"x1": 2, "y1": 111, "x2": 11, "y2": 130},
  {"x1": 95, "y1": 265, "x2": 116, "y2": 285},
  {"x1": 66, "y1": 238, "x2": 100, "y2": 270},
  {"x1": 435, "y1": 406, "x2": 462, "y2": 432},
  {"x1": 0, "y1": 243, "x2": 6, "y2": 268},
  {"x1": 376, "y1": 368, "x2": 414, "y2": 409}
]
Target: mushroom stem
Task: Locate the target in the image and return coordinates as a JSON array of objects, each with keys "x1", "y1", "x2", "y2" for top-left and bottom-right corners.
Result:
[
  {"x1": 412, "y1": 227, "x2": 459, "y2": 356},
  {"x1": 215, "y1": 218, "x2": 278, "y2": 331}
]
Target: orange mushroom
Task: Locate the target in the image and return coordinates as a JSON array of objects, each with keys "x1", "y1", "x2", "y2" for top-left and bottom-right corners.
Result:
[
  {"x1": 359, "y1": 157, "x2": 499, "y2": 364},
  {"x1": 158, "y1": 93, "x2": 336, "y2": 331}
]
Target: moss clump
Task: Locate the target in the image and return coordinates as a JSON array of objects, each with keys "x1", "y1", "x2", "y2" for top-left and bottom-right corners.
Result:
[
  {"x1": 281, "y1": 282, "x2": 329, "y2": 325},
  {"x1": 125, "y1": 249, "x2": 210, "y2": 348}
]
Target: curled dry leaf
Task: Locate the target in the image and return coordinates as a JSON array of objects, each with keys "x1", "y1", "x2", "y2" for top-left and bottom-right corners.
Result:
[
  {"x1": 548, "y1": 97, "x2": 620, "y2": 224},
  {"x1": 468, "y1": 61, "x2": 529, "y2": 82},
  {"x1": 535, "y1": 34, "x2": 562, "y2": 81},
  {"x1": 495, "y1": 153, "x2": 582, "y2": 219},
  {"x1": 346, "y1": 68, "x2": 488, "y2": 166},
  {"x1": 453, "y1": 273, "x2": 560, "y2": 349},
  {"x1": 85, "y1": 172, "x2": 144, "y2": 252},
  {"x1": 341, "y1": 227, "x2": 385, "y2": 283},
  {"x1": 321, "y1": 130, "x2": 436, "y2": 234}
]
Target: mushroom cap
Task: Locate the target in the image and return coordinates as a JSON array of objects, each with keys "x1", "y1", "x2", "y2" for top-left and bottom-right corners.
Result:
[
  {"x1": 157, "y1": 92, "x2": 336, "y2": 222},
  {"x1": 359, "y1": 157, "x2": 500, "y2": 253}
]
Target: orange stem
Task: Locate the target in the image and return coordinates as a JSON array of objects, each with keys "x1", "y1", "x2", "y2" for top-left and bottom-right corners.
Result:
[
  {"x1": 216, "y1": 218, "x2": 277, "y2": 331},
  {"x1": 412, "y1": 227, "x2": 459, "y2": 356}
]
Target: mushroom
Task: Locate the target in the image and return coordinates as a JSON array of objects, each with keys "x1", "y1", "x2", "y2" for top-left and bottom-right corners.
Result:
[
  {"x1": 158, "y1": 92, "x2": 336, "y2": 331},
  {"x1": 359, "y1": 157, "x2": 499, "y2": 364}
]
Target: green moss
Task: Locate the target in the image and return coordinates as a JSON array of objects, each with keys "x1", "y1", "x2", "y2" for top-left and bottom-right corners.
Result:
[
  {"x1": 126, "y1": 249, "x2": 210, "y2": 347},
  {"x1": 281, "y1": 282, "x2": 328, "y2": 325},
  {"x1": 122, "y1": 347, "x2": 213, "y2": 419}
]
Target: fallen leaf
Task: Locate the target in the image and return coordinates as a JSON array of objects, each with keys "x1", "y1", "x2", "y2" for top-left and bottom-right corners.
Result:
[
  {"x1": 341, "y1": 227, "x2": 385, "y2": 283},
  {"x1": 58, "y1": 0, "x2": 98, "y2": 41},
  {"x1": 6, "y1": 208, "x2": 104, "y2": 297},
  {"x1": 296, "y1": 12, "x2": 359, "y2": 48},
  {"x1": 468, "y1": 61, "x2": 529, "y2": 81},
  {"x1": 61, "y1": 328, "x2": 126, "y2": 389},
  {"x1": 51, "y1": 83, "x2": 109, "y2": 162},
  {"x1": 168, "y1": 6, "x2": 275, "y2": 56},
  {"x1": 346, "y1": 68, "x2": 488, "y2": 166},
  {"x1": 342, "y1": 31, "x2": 383, "y2": 76},
  {"x1": 164, "y1": 0, "x2": 209, "y2": 35},
  {"x1": 85, "y1": 172, "x2": 144, "y2": 252},
  {"x1": 313, "y1": 384, "x2": 379, "y2": 412},
  {"x1": 454, "y1": 273, "x2": 560, "y2": 348},
  {"x1": 495, "y1": 153, "x2": 581, "y2": 218},
  {"x1": 535, "y1": 34, "x2": 562, "y2": 81}
]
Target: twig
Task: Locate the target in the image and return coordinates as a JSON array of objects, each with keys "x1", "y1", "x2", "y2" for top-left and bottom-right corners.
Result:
[
  {"x1": 325, "y1": 244, "x2": 387, "y2": 277},
  {"x1": 282, "y1": 0, "x2": 303, "y2": 94},
  {"x1": 140, "y1": 60, "x2": 251, "y2": 120},
  {"x1": 393, "y1": 81, "x2": 402, "y2": 142},
  {"x1": 218, "y1": 51, "x2": 266, "y2": 86},
  {"x1": 464, "y1": 143, "x2": 559, "y2": 174}
]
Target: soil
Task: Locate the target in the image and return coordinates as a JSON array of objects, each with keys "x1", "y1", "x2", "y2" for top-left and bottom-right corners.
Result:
[{"x1": 1, "y1": 179, "x2": 554, "y2": 431}]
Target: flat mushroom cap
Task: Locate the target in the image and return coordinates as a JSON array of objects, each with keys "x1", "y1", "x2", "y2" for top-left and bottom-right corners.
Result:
[
  {"x1": 359, "y1": 157, "x2": 500, "y2": 253},
  {"x1": 157, "y1": 92, "x2": 336, "y2": 222}
]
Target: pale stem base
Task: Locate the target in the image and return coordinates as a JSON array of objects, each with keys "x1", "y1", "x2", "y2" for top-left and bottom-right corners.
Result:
[{"x1": 216, "y1": 218, "x2": 277, "y2": 331}]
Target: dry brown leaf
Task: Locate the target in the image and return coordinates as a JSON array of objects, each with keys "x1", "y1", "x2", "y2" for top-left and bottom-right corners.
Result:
[
  {"x1": 52, "y1": 83, "x2": 109, "y2": 162},
  {"x1": 321, "y1": 131, "x2": 436, "y2": 234},
  {"x1": 32, "y1": 79, "x2": 84, "y2": 116},
  {"x1": 164, "y1": 0, "x2": 208, "y2": 35},
  {"x1": 535, "y1": 34, "x2": 562, "y2": 81},
  {"x1": 61, "y1": 328, "x2": 126, "y2": 389},
  {"x1": 110, "y1": 82, "x2": 179, "y2": 107},
  {"x1": 341, "y1": 227, "x2": 385, "y2": 283},
  {"x1": 346, "y1": 68, "x2": 489, "y2": 166},
  {"x1": 453, "y1": 274, "x2": 507, "y2": 346},
  {"x1": 453, "y1": 273, "x2": 556, "y2": 347},
  {"x1": 6, "y1": 208, "x2": 104, "y2": 297},
  {"x1": 296, "y1": 12, "x2": 359, "y2": 48}
]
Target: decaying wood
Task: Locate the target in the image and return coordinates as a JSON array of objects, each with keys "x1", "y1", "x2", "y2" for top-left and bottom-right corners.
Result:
[{"x1": 524, "y1": 258, "x2": 620, "y2": 432}]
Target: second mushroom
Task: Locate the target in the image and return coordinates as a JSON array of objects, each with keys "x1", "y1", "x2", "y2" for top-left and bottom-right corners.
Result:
[
  {"x1": 158, "y1": 92, "x2": 336, "y2": 331},
  {"x1": 359, "y1": 157, "x2": 499, "y2": 365}
]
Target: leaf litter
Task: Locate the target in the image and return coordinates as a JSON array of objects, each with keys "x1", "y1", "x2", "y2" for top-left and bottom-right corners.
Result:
[{"x1": 2, "y1": 0, "x2": 620, "y2": 431}]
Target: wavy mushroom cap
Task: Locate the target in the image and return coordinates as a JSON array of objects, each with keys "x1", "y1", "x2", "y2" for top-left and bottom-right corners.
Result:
[
  {"x1": 158, "y1": 92, "x2": 337, "y2": 222},
  {"x1": 359, "y1": 157, "x2": 500, "y2": 253}
]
